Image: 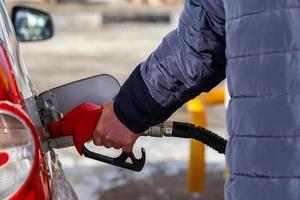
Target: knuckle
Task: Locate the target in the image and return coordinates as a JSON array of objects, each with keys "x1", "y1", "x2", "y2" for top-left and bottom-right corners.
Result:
[
  {"x1": 103, "y1": 142, "x2": 112, "y2": 148},
  {"x1": 113, "y1": 145, "x2": 121, "y2": 150},
  {"x1": 93, "y1": 138, "x2": 102, "y2": 146},
  {"x1": 104, "y1": 135, "x2": 112, "y2": 141}
]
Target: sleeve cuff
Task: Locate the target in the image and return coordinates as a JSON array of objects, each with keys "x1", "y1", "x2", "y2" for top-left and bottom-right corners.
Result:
[{"x1": 114, "y1": 65, "x2": 182, "y2": 133}]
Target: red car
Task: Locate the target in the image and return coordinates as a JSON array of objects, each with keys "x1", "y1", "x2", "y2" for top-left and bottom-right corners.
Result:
[
  {"x1": 0, "y1": 3, "x2": 128, "y2": 199},
  {"x1": 0, "y1": 4, "x2": 76, "y2": 199}
]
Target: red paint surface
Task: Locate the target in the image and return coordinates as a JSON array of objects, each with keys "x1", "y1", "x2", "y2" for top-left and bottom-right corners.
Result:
[
  {"x1": 0, "y1": 152, "x2": 9, "y2": 167},
  {"x1": 0, "y1": 43, "x2": 51, "y2": 199},
  {"x1": 0, "y1": 45, "x2": 22, "y2": 105}
]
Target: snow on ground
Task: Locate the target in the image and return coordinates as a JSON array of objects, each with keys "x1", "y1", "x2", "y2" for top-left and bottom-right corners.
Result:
[
  {"x1": 64, "y1": 162, "x2": 186, "y2": 200},
  {"x1": 63, "y1": 160, "x2": 225, "y2": 200}
]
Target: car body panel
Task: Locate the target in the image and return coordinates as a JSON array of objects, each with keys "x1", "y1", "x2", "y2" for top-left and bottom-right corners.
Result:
[
  {"x1": 0, "y1": 0, "x2": 35, "y2": 100},
  {"x1": 0, "y1": 1, "x2": 76, "y2": 199}
]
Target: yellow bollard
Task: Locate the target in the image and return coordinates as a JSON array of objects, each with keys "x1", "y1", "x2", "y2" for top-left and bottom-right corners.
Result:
[
  {"x1": 186, "y1": 97, "x2": 207, "y2": 193},
  {"x1": 186, "y1": 87, "x2": 226, "y2": 192},
  {"x1": 202, "y1": 88, "x2": 225, "y2": 105},
  {"x1": 203, "y1": 87, "x2": 228, "y2": 179}
]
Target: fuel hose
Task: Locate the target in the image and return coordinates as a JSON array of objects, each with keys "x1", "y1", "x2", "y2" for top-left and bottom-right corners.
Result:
[{"x1": 143, "y1": 121, "x2": 227, "y2": 154}]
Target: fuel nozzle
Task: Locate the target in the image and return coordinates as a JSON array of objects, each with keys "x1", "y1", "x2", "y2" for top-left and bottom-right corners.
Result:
[{"x1": 48, "y1": 102, "x2": 146, "y2": 172}]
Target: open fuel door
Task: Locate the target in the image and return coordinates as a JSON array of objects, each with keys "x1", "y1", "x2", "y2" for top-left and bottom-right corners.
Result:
[
  {"x1": 36, "y1": 74, "x2": 120, "y2": 150},
  {"x1": 36, "y1": 74, "x2": 146, "y2": 172},
  {"x1": 36, "y1": 74, "x2": 120, "y2": 118}
]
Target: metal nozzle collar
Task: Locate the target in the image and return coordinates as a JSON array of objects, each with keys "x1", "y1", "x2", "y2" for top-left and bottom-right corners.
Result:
[{"x1": 142, "y1": 121, "x2": 173, "y2": 137}]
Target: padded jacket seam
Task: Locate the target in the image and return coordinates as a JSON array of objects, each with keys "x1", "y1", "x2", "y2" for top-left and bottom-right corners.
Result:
[
  {"x1": 230, "y1": 92, "x2": 300, "y2": 99},
  {"x1": 227, "y1": 5, "x2": 300, "y2": 22},
  {"x1": 232, "y1": 173, "x2": 300, "y2": 179},
  {"x1": 227, "y1": 48, "x2": 300, "y2": 60},
  {"x1": 230, "y1": 135, "x2": 300, "y2": 138}
]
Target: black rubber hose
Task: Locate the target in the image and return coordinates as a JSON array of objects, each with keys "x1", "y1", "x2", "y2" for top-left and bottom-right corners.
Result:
[{"x1": 172, "y1": 122, "x2": 227, "y2": 154}]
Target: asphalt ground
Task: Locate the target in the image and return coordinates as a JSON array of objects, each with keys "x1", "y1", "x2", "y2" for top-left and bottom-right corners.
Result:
[{"x1": 100, "y1": 170, "x2": 225, "y2": 200}]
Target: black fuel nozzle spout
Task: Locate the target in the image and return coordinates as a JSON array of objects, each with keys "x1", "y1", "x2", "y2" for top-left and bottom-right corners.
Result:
[{"x1": 143, "y1": 121, "x2": 227, "y2": 155}]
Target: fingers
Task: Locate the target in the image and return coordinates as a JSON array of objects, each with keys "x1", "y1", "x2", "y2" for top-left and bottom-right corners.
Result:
[
  {"x1": 102, "y1": 140, "x2": 113, "y2": 148},
  {"x1": 92, "y1": 102, "x2": 139, "y2": 152},
  {"x1": 112, "y1": 144, "x2": 122, "y2": 150},
  {"x1": 93, "y1": 131, "x2": 137, "y2": 151},
  {"x1": 93, "y1": 133, "x2": 123, "y2": 149}
]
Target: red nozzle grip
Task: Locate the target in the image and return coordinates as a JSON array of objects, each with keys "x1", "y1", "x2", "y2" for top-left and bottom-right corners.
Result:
[{"x1": 49, "y1": 102, "x2": 103, "y2": 154}]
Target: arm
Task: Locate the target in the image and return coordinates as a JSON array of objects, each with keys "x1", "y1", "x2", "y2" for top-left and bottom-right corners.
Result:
[
  {"x1": 93, "y1": 0, "x2": 226, "y2": 152},
  {"x1": 115, "y1": 0, "x2": 226, "y2": 133}
]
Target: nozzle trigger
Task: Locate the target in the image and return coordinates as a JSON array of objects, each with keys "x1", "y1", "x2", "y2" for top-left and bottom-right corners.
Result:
[{"x1": 82, "y1": 145, "x2": 146, "y2": 172}]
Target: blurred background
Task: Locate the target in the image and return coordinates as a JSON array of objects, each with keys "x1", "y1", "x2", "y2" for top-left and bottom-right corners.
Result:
[{"x1": 8, "y1": 0, "x2": 226, "y2": 199}]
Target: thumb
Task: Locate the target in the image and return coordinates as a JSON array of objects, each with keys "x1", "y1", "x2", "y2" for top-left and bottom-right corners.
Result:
[{"x1": 122, "y1": 144, "x2": 134, "y2": 153}]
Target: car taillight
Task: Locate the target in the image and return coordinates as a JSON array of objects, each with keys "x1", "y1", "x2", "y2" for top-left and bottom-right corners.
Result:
[
  {"x1": 0, "y1": 44, "x2": 22, "y2": 105},
  {"x1": 0, "y1": 102, "x2": 36, "y2": 199}
]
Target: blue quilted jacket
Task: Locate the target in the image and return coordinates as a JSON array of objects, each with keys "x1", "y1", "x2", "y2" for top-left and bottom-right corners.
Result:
[{"x1": 114, "y1": 0, "x2": 300, "y2": 199}]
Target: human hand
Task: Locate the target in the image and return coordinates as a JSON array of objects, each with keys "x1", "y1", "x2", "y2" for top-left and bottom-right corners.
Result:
[{"x1": 92, "y1": 102, "x2": 139, "y2": 153}]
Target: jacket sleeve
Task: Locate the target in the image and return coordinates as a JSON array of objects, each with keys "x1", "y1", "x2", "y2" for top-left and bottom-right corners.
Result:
[{"x1": 114, "y1": 0, "x2": 226, "y2": 133}]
